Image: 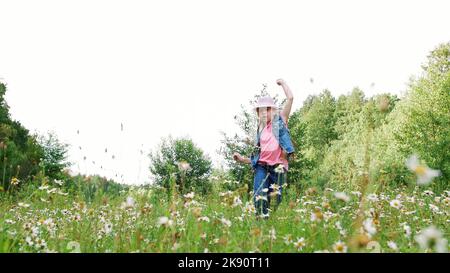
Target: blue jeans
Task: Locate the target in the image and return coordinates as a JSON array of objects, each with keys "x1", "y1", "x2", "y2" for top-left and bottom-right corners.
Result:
[{"x1": 253, "y1": 163, "x2": 286, "y2": 217}]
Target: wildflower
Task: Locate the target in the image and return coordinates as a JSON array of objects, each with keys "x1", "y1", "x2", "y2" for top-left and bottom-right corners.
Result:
[
  {"x1": 429, "y1": 204, "x2": 440, "y2": 214},
  {"x1": 334, "y1": 192, "x2": 350, "y2": 202},
  {"x1": 274, "y1": 164, "x2": 284, "y2": 174},
  {"x1": 121, "y1": 196, "x2": 135, "y2": 210},
  {"x1": 403, "y1": 224, "x2": 412, "y2": 237},
  {"x1": 443, "y1": 197, "x2": 450, "y2": 206},
  {"x1": 243, "y1": 202, "x2": 256, "y2": 214},
  {"x1": 351, "y1": 191, "x2": 362, "y2": 197},
  {"x1": 255, "y1": 195, "x2": 268, "y2": 202},
  {"x1": 54, "y1": 180, "x2": 64, "y2": 186},
  {"x1": 387, "y1": 241, "x2": 398, "y2": 252},
  {"x1": 10, "y1": 177, "x2": 20, "y2": 186},
  {"x1": 415, "y1": 226, "x2": 448, "y2": 253},
  {"x1": 157, "y1": 216, "x2": 173, "y2": 228},
  {"x1": 268, "y1": 228, "x2": 276, "y2": 240},
  {"x1": 198, "y1": 216, "x2": 210, "y2": 223},
  {"x1": 284, "y1": 234, "x2": 293, "y2": 245},
  {"x1": 18, "y1": 202, "x2": 30, "y2": 208},
  {"x1": 406, "y1": 155, "x2": 441, "y2": 185},
  {"x1": 25, "y1": 236, "x2": 34, "y2": 247},
  {"x1": 183, "y1": 192, "x2": 195, "y2": 199},
  {"x1": 389, "y1": 199, "x2": 402, "y2": 209},
  {"x1": 220, "y1": 217, "x2": 232, "y2": 227},
  {"x1": 423, "y1": 190, "x2": 434, "y2": 196},
  {"x1": 47, "y1": 188, "x2": 57, "y2": 194},
  {"x1": 38, "y1": 185, "x2": 49, "y2": 191},
  {"x1": 363, "y1": 218, "x2": 377, "y2": 236},
  {"x1": 232, "y1": 196, "x2": 242, "y2": 207},
  {"x1": 367, "y1": 193, "x2": 379, "y2": 202},
  {"x1": 103, "y1": 222, "x2": 113, "y2": 234},
  {"x1": 34, "y1": 238, "x2": 47, "y2": 250},
  {"x1": 293, "y1": 237, "x2": 306, "y2": 251},
  {"x1": 269, "y1": 184, "x2": 282, "y2": 196},
  {"x1": 310, "y1": 209, "x2": 323, "y2": 222},
  {"x1": 333, "y1": 241, "x2": 348, "y2": 253}
]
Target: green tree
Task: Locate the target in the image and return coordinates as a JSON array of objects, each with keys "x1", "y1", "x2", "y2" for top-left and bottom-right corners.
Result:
[
  {"x1": 149, "y1": 136, "x2": 212, "y2": 195},
  {"x1": 0, "y1": 82, "x2": 44, "y2": 191},
  {"x1": 38, "y1": 132, "x2": 71, "y2": 180},
  {"x1": 390, "y1": 42, "x2": 450, "y2": 189}
]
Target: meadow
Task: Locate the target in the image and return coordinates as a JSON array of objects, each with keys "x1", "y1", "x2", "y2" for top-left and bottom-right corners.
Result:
[
  {"x1": 0, "y1": 171, "x2": 448, "y2": 253},
  {"x1": 0, "y1": 42, "x2": 449, "y2": 253}
]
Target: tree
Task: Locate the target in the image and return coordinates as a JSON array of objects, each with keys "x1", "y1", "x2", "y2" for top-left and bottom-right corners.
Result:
[
  {"x1": 0, "y1": 81, "x2": 44, "y2": 190},
  {"x1": 38, "y1": 132, "x2": 71, "y2": 180},
  {"x1": 149, "y1": 136, "x2": 212, "y2": 195},
  {"x1": 390, "y1": 42, "x2": 450, "y2": 189}
]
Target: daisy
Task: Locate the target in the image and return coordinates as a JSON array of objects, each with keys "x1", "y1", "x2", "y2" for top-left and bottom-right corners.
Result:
[
  {"x1": 406, "y1": 155, "x2": 441, "y2": 185},
  {"x1": 363, "y1": 218, "x2": 377, "y2": 236},
  {"x1": 220, "y1": 217, "x2": 232, "y2": 227},
  {"x1": 294, "y1": 237, "x2": 306, "y2": 251},
  {"x1": 387, "y1": 241, "x2": 398, "y2": 252},
  {"x1": 415, "y1": 226, "x2": 448, "y2": 253},
  {"x1": 121, "y1": 196, "x2": 135, "y2": 209},
  {"x1": 232, "y1": 196, "x2": 242, "y2": 207},
  {"x1": 284, "y1": 234, "x2": 293, "y2": 245},
  {"x1": 389, "y1": 199, "x2": 402, "y2": 209},
  {"x1": 198, "y1": 216, "x2": 210, "y2": 222},
  {"x1": 157, "y1": 216, "x2": 173, "y2": 227},
  {"x1": 334, "y1": 192, "x2": 350, "y2": 202},
  {"x1": 367, "y1": 193, "x2": 379, "y2": 202},
  {"x1": 10, "y1": 177, "x2": 20, "y2": 186},
  {"x1": 274, "y1": 164, "x2": 284, "y2": 174},
  {"x1": 54, "y1": 179, "x2": 64, "y2": 186},
  {"x1": 255, "y1": 195, "x2": 268, "y2": 202},
  {"x1": 333, "y1": 241, "x2": 348, "y2": 253},
  {"x1": 184, "y1": 192, "x2": 195, "y2": 199},
  {"x1": 18, "y1": 202, "x2": 30, "y2": 208}
]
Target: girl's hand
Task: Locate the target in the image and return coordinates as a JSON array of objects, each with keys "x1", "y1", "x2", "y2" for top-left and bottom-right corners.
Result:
[
  {"x1": 276, "y1": 79, "x2": 286, "y2": 86},
  {"x1": 233, "y1": 152, "x2": 242, "y2": 162}
]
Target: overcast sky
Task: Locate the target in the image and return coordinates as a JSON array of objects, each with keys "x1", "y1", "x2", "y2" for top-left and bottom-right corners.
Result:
[{"x1": 0, "y1": 0, "x2": 449, "y2": 184}]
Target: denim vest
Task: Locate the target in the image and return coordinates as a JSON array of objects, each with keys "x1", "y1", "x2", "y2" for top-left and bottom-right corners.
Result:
[{"x1": 250, "y1": 114, "x2": 295, "y2": 169}]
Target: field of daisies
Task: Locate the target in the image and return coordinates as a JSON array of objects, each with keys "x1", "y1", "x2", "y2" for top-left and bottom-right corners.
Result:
[{"x1": 0, "y1": 171, "x2": 448, "y2": 253}]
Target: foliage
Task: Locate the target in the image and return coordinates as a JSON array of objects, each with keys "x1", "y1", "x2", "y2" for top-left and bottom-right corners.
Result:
[{"x1": 149, "y1": 136, "x2": 212, "y2": 195}]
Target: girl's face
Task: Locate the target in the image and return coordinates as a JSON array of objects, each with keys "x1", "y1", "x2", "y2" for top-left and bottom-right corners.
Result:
[{"x1": 257, "y1": 107, "x2": 273, "y2": 124}]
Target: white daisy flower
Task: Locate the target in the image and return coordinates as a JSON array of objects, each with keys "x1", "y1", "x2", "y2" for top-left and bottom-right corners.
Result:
[{"x1": 406, "y1": 154, "x2": 441, "y2": 185}]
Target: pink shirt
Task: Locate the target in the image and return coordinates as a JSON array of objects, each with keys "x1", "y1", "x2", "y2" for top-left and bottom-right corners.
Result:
[{"x1": 257, "y1": 118, "x2": 289, "y2": 171}]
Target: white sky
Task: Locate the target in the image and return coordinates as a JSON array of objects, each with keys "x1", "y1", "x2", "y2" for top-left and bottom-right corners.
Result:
[{"x1": 0, "y1": 0, "x2": 449, "y2": 184}]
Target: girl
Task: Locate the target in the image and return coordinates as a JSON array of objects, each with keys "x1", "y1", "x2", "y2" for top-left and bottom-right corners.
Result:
[{"x1": 233, "y1": 79, "x2": 295, "y2": 218}]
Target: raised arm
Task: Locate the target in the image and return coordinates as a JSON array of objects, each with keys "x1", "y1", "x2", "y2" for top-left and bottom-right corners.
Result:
[{"x1": 276, "y1": 79, "x2": 294, "y2": 122}]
